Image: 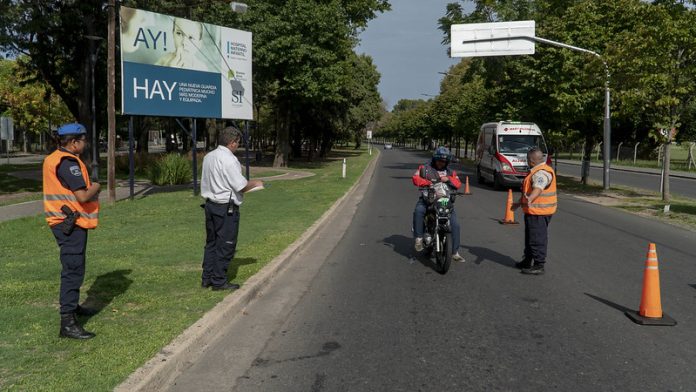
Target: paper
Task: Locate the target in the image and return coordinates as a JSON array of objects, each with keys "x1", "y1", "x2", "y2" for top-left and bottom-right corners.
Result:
[{"x1": 246, "y1": 184, "x2": 265, "y2": 193}]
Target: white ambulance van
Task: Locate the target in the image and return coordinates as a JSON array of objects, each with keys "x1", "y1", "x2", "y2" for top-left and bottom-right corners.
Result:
[{"x1": 475, "y1": 121, "x2": 550, "y2": 189}]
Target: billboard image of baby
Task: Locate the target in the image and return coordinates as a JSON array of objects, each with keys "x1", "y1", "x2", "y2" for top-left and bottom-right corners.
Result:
[{"x1": 120, "y1": 6, "x2": 253, "y2": 120}]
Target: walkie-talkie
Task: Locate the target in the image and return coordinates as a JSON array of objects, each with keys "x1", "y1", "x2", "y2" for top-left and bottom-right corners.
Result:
[{"x1": 60, "y1": 205, "x2": 78, "y2": 235}]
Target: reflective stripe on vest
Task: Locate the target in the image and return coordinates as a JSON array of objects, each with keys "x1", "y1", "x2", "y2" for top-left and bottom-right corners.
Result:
[
  {"x1": 521, "y1": 164, "x2": 557, "y2": 215},
  {"x1": 42, "y1": 149, "x2": 99, "y2": 229}
]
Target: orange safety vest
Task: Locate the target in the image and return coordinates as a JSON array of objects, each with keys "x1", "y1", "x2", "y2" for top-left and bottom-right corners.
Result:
[
  {"x1": 521, "y1": 163, "x2": 557, "y2": 216},
  {"x1": 42, "y1": 149, "x2": 99, "y2": 229}
]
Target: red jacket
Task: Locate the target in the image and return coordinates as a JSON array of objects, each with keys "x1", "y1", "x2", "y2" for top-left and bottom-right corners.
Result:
[{"x1": 412, "y1": 164, "x2": 462, "y2": 189}]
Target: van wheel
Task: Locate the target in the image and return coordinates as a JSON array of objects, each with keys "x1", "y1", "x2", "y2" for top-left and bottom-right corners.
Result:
[
  {"x1": 476, "y1": 166, "x2": 485, "y2": 184},
  {"x1": 493, "y1": 172, "x2": 504, "y2": 190}
]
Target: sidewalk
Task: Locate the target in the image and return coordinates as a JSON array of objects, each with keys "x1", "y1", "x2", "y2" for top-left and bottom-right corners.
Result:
[
  {"x1": 0, "y1": 168, "x2": 316, "y2": 223},
  {"x1": 556, "y1": 159, "x2": 696, "y2": 180},
  {"x1": 0, "y1": 152, "x2": 46, "y2": 165},
  {"x1": 0, "y1": 181, "x2": 155, "y2": 223}
]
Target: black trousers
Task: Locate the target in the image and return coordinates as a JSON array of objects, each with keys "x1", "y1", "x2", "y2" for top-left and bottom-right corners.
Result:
[
  {"x1": 202, "y1": 201, "x2": 240, "y2": 287},
  {"x1": 524, "y1": 214, "x2": 552, "y2": 265},
  {"x1": 51, "y1": 226, "x2": 88, "y2": 314}
]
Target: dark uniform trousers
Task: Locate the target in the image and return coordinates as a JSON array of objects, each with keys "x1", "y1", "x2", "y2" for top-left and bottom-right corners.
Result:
[
  {"x1": 51, "y1": 226, "x2": 88, "y2": 314},
  {"x1": 524, "y1": 214, "x2": 552, "y2": 266},
  {"x1": 202, "y1": 200, "x2": 240, "y2": 286}
]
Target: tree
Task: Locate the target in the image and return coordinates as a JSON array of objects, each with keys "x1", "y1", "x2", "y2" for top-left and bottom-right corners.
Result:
[
  {"x1": 0, "y1": 58, "x2": 72, "y2": 151},
  {"x1": 1, "y1": 0, "x2": 108, "y2": 159}
]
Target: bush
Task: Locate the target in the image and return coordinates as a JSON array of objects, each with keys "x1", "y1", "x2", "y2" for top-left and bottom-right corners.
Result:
[{"x1": 148, "y1": 154, "x2": 192, "y2": 185}]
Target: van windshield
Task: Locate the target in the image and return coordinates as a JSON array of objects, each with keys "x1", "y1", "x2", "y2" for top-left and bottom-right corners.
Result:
[{"x1": 498, "y1": 135, "x2": 547, "y2": 154}]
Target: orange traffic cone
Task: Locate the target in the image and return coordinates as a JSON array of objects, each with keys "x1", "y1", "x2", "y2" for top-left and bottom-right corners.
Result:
[
  {"x1": 463, "y1": 176, "x2": 472, "y2": 195},
  {"x1": 625, "y1": 243, "x2": 676, "y2": 326},
  {"x1": 498, "y1": 189, "x2": 518, "y2": 225}
]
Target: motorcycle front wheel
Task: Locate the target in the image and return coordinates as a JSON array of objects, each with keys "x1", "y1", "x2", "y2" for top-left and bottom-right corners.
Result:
[{"x1": 435, "y1": 232, "x2": 452, "y2": 274}]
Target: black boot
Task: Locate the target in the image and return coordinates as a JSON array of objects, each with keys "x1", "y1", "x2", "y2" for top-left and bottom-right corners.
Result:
[{"x1": 59, "y1": 313, "x2": 95, "y2": 339}]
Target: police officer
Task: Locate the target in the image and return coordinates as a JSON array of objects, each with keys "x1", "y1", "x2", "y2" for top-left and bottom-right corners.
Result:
[
  {"x1": 200, "y1": 126, "x2": 263, "y2": 290},
  {"x1": 512, "y1": 147, "x2": 557, "y2": 275},
  {"x1": 43, "y1": 123, "x2": 101, "y2": 339}
]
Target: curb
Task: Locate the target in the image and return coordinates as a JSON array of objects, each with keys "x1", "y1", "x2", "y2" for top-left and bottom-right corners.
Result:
[
  {"x1": 557, "y1": 160, "x2": 696, "y2": 180},
  {"x1": 115, "y1": 151, "x2": 380, "y2": 392}
]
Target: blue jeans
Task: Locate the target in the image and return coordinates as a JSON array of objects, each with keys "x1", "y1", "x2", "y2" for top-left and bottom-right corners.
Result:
[{"x1": 413, "y1": 199, "x2": 461, "y2": 252}]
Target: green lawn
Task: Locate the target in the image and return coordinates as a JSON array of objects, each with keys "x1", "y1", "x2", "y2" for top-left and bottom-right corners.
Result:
[
  {"x1": 0, "y1": 147, "x2": 373, "y2": 391},
  {"x1": 556, "y1": 174, "x2": 696, "y2": 230}
]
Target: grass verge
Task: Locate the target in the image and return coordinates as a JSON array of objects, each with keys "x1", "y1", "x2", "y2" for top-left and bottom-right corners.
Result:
[
  {"x1": 557, "y1": 175, "x2": 696, "y2": 230},
  {"x1": 0, "y1": 147, "x2": 373, "y2": 391}
]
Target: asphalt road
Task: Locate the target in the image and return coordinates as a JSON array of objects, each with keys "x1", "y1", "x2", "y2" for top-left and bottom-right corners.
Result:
[
  {"x1": 172, "y1": 148, "x2": 696, "y2": 392},
  {"x1": 556, "y1": 161, "x2": 696, "y2": 199}
]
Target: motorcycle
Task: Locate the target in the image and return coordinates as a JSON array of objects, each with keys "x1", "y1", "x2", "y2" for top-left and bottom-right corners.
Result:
[{"x1": 420, "y1": 182, "x2": 462, "y2": 274}]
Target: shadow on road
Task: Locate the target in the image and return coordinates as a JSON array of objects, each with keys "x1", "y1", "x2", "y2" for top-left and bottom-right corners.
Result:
[
  {"x1": 462, "y1": 245, "x2": 517, "y2": 268},
  {"x1": 382, "y1": 234, "x2": 414, "y2": 260},
  {"x1": 382, "y1": 234, "x2": 452, "y2": 272},
  {"x1": 80, "y1": 269, "x2": 134, "y2": 322},
  {"x1": 584, "y1": 293, "x2": 632, "y2": 314},
  {"x1": 689, "y1": 284, "x2": 696, "y2": 290}
]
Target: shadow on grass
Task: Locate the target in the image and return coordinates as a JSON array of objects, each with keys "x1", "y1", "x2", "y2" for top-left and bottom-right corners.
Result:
[
  {"x1": 0, "y1": 172, "x2": 42, "y2": 193},
  {"x1": 228, "y1": 257, "x2": 257, "y2": 281},
  {"x1": 584, "y1": 292, "x2": 632, "y2": 314},
  {"x1": 462, "y1": 245, "x2": 518, "y2": 269},
  {"x1": 671, "y1": 203, "x2": 696, "y2": 215},
  {"x1": 80, "y1": 269, "x2": 133, "y2": 321}
]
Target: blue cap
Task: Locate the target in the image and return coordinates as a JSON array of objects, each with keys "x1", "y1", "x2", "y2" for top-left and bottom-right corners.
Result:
[{"x1": 57, "y1": 123, "x2": 87, "y2": 136}]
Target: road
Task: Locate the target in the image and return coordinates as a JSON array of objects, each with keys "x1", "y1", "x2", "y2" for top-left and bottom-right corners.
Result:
[
  {"x1": 556, "y1": 161, "x2": 696, "y2": 199},
  {"x1": 170, "y1": 148, "x2": 696, "y2": 391}
]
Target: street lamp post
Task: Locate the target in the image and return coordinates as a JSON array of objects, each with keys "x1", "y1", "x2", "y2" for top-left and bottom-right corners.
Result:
[
  {"x1": 86, "y1": 35, "x2": 104, "y2": 182},
  {"x1": 461, "y1": 34, "x2": 612, "y2": 190}
]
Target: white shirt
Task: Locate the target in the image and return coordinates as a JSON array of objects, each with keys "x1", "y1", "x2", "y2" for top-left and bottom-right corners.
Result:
[{"x1": 200, "y1": 145, "x2": 248, "y2": 205}]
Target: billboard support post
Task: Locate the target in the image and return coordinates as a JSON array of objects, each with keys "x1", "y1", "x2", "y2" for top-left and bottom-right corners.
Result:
[
  {"x1": 192, "y1": 118, "x2": 198, "y2": 195},
  {"x1": 128, "y1": 116, "x2": 135, "y2": 200},
  {"x1": 244, "y1": 121, "x2": 250, "y2": 180}
]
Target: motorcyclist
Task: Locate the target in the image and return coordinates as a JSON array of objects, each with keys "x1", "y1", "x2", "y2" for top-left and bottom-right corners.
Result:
[{"x1": 412, "y1": 147, "x2": 464, "y2": 262}]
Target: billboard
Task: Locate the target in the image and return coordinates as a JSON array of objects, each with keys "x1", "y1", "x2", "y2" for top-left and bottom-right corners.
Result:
[{"x1": 120, "y1": 7, "x2": 253, "y2": 119}]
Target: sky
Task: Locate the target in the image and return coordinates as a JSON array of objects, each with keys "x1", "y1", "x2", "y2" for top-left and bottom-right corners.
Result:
[{"x1": 357, "y1": 0, "x2": 469, "y2": 110}]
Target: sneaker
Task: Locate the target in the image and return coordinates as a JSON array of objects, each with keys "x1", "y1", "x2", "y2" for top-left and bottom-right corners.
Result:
[
  {"x1": 414, "y1": 237, "x2": 424, "y2": 252},
  {"x1": 521, "y1": 265, "x2": 545, "y2": 275},
  {"x1": 453, "y1": 252, "x2": 465, "y2": 262}
]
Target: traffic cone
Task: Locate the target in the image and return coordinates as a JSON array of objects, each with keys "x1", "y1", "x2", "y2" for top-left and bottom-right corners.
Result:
[
  {"x1": 463, "y1": 176, "x2": 472, "y2": 195},
  {"x1": 625, "y1": 243, "x2": 676, "y2": 326},
  {"x1": 498, "y1": 189, "x2": 518, "y2": 225}
]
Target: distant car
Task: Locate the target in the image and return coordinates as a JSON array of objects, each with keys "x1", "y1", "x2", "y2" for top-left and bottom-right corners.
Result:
[{"x1": 384, "y1": 143, "x2": 393, "y2": 150}]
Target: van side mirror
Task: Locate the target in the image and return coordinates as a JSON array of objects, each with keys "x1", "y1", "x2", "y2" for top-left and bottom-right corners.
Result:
[
  {"x1": 547, "y1": 146, "x2": 555, "y2": 155},
  {"x1": 488, "y1": 145, "x2": 496, "y2": 155}
]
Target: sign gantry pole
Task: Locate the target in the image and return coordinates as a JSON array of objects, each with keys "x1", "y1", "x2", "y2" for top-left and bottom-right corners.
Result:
[{"x1": 453, "y1": 21, "x2": 611, "y2": 189}]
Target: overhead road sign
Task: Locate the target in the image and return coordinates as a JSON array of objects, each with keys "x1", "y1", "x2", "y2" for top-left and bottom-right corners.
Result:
[{"x1": 450, "y1": 20, "x2": 535, "y2": 58}]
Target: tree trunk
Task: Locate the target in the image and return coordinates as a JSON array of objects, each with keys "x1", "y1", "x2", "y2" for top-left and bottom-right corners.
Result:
[
  {"x1": 273, "y1": 109, "x2": 290, "y2": 168},
  {"x1": 581, "y1": 135, "x2": 594, "y2": 185}
]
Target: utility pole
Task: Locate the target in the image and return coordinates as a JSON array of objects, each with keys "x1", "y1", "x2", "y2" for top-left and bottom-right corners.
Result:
[{"x1": 107, "y1": 0, "x2": 116, "y2": 203}]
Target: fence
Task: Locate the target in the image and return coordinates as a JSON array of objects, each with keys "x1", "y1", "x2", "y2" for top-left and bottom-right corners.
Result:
[{"x1": 558, "y1": 142, "x2": 696, "y2": 171}]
